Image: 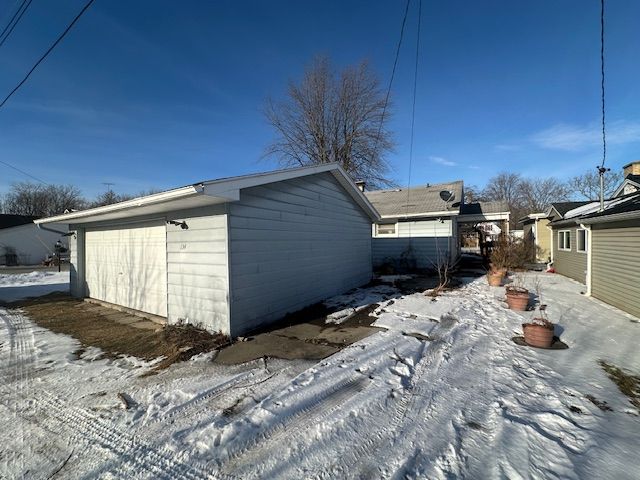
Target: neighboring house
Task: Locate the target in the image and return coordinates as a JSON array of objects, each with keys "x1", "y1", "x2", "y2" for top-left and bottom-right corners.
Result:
[
  {"x1": 547, "y1": 201, "x2": 592, "y2": 283},
  {"x1": 612, "y1": 160, "x2": 640, "y2": 197},
  {"x1": 364, "y1": 181, "x2": 510, "y2": 269},
  {"x1": 580, "y1": 191, "x2": 640, "y2": 319},
  {"x1": 0, "y1": 214, "x2": 67, "y2": 266},
  {"x1": 546, "y1": 160, "x2": 640, "y2": 319},
  {"x1": 518, "y1": 213, "x2": 552, "y2": 263},
  {"x1": 35, "y1": 164, "x2": 379, "y2": 337}
]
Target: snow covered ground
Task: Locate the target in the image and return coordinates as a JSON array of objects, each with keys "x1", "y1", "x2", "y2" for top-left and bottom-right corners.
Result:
[
  {"x1": 0, "y1": 270, "x2": 69, "y2": 302},
  {"x1": 1, "y1": 271, "x2": 639, "y2": 479}
]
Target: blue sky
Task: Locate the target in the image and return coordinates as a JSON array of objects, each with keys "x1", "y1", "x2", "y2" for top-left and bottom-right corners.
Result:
[{"x1": 1, "y1": 0, "x2": 639, "y2": 198}]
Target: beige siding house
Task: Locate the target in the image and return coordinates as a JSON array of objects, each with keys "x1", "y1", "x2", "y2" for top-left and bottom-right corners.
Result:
[
  {"x1": 519, "y1": 213, "x2": 552, "y2": 263},
  {"x1": 548, "y1": 161, "x2": 640, "y2": 319}
]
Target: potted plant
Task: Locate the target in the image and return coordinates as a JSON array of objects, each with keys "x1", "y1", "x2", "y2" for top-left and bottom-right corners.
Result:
[
  {"x1": 487, "y1": 236, "x2": 509, "y2": 286},
  {"x1": 522, "y1": 281, "x2": 554, "y2": 348},
  {"x1": 505, "y1": 273, "x2": 529, "y2": 311}
]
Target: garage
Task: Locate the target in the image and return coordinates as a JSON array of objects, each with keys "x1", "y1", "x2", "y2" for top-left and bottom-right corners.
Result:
[
  {"x1": 85, "y1": 221, "x2": 167, "y2": 317},
  {"x1": 35, "y1": 164, "x2": 379, "y2": 337}
]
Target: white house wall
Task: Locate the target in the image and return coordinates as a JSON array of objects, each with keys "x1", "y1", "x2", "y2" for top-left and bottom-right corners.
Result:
[
  {"x1": 373, "y1": 219, "x2": 452, "y2": 269},
  {"x1": 0, "y1": 223, "x2": 65, "y2": 265},
  {"x1": 227, "y1": 172, "x2": 372, "y2": 336}
]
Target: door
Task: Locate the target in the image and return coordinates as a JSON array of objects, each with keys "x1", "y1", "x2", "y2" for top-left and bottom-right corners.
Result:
[{"x1": 84, "y1": 221, "x2": 167, "y2": 317}]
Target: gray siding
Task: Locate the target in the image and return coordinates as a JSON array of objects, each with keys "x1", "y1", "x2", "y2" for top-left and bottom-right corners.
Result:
[
  {"x1": 372, "y1": 219, "x2": 452, "y2": 269},
  {"x1": 373, "y1": 238, "x2": 451, "y2": 269},
  {"x1": 228, "y1": 172, "x2": 372, "y2": 336},
  {"x1": 553, "y1": 226, "x2": 587, "y2": 283},
  {"x1": 591, "y1": 221, "x2": 640, "y2": 319},
  {"x1": 166, "y1": 206, "x2": 230, "y2": 334}
]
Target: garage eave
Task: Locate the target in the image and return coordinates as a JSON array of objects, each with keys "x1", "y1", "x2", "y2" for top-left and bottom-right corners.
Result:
[{"x1": 35, "y1": 185, "x2": 235, "y2": 225}]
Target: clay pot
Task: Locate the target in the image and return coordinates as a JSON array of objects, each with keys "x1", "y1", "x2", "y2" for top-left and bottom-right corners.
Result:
[
  {"x1": 522, "y1": 321, "x2": 554, "y2": 348},
  {"x1": 506, "y1": 288, "x2": 529, "y2": 311},
  {"x1": 487, "y1": 271, "x2": 504, "y2": 286}
]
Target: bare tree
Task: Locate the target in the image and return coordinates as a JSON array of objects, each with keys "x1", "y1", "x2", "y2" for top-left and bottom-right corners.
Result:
[
  {"x1": 463, "y1": 184, "x2": 484, "y2": 204},
  {"x1": 482, "y1": 172, "x2": 524, "y2": 207},
  {"x1": 568, "y1": 169, "x2": 622, "y2": 200},
  {"x1": 519, "y1": 178, "x2": 571, "y2": 212},
  {"x1": 2, "y1": 182, "x2": 85, "y2": 217},
  {"x1": 89, "y1": 188, "x2": 160, "y2": 208},
  {"x1": 264, "y1": 56, "x2": 394, "y2": 188}
]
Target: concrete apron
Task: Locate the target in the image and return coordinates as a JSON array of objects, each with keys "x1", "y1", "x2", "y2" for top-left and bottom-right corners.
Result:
[{"x1": 215, "y1": 313, "x2": 382, "y2": 365}]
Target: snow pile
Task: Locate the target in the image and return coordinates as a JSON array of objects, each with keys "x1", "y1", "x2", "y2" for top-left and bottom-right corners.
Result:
[{"x1": 324, "y1": 283, "x2": 398, "y2": 324}]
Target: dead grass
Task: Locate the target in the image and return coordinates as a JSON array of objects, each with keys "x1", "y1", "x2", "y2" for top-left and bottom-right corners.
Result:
[
  {"x1": 10, "y1": 295, "x2": 228, "y2": 371},
  {"x1": 599, "y1": 360, "x2": 640, "y2": 412}
]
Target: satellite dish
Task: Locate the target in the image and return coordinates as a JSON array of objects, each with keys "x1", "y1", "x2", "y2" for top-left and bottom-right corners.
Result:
[{"x1": 439, "y1": 190, "x2": 455, "y2": 202}]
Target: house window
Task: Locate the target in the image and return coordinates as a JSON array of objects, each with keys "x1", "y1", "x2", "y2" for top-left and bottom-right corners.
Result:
[
  {"x1": 558, "y1": 230, "x2": 571, "y2": 251},
  {"x1": 376, "y1": 223, "x2": 396, "y2": 236},
  {"x1": 577, "y1": 228, "x2": 587, "y2": 253}
]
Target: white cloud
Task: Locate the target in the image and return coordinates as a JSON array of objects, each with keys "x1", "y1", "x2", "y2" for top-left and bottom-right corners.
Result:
[
  {"x1": 429, "y1": 156, "x2": 457, "y2": 167},
  {"x1": 531, "y1": 120, "x2": 640, "y2": 151}
]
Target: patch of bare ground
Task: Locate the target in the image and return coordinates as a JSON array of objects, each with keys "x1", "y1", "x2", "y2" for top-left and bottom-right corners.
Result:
[
  {"x1": 5, "y1": 294, "x2": 228, "y2": 370},
  {"x1": 599, "y1": 360, "x2": 640, "y2": 412}
]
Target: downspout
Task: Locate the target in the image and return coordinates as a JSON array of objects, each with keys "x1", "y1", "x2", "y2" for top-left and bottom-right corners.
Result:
[
  {"x1": 546, "y1": 223, "x2": 554, "y2": 264},
  {"x1": 581, "y1": 223, "x2": 592, "y2": 296}
]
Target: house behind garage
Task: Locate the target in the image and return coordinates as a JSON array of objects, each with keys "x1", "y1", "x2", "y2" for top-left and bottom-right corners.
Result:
[
  {"x1": 0, "y1": 214, "x2": 67, "y2": 265},
  {"x1": 36, "y1": 164, "x2": 379, "y2": 337}
]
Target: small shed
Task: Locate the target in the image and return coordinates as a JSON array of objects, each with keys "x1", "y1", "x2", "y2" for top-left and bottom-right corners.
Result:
[{"x1": 35, "y1": 164, "x2": 378, "y2": 337}]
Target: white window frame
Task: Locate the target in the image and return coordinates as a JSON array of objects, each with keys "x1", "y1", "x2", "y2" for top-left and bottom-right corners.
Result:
[
  {"x1": 576, "y1": 228, "x2": 587, "y2": 253},
  {"x1": 558, "y1": 230, "x2": 571, "y2": 251},
  {"x1": 375, "y1": 222, "x2": 397, "y2": 236}
]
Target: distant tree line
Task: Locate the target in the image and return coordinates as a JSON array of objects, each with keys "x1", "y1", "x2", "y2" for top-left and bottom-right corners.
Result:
[
  {"x1": 466, "y1": 169, "x2": 623, "y2": 228},
  {"x1": 0, "y1": 182, "x2": 158, "y2": 218}
]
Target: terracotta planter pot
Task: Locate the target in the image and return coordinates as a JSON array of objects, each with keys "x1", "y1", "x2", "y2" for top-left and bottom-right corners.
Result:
[
  {"x1": 522, "y1": 322, "x2": 554, "y2": 348},
  {"x1": 487, "y1": 271, "x2": 503, "y2": 286},
  {"x1": 506, "y1": 288, "x2": 529, "y2": 311}
]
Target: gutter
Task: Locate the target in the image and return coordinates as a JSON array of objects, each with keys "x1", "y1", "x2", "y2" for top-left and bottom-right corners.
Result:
[
  {"x1": 36, "y1": 224, "x2": 67, "y2": 236},
  {"x1": 34, "y1": 184, "x2": 204, "y2": 225},
  {"x1": 579, "y1": 209, "x2": 640, "y2": 225}
]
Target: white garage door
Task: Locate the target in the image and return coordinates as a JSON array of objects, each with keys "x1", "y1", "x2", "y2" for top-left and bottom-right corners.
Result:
[{"x1": 85, "y1": 221, "x2": 167, "y2": 317}]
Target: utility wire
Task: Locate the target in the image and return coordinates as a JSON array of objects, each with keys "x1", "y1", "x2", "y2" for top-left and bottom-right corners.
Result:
[
  {"x1": 0, "y1": 159, "x2": 48, "y2": 184},
  {"x1": 405, "y1": 0, "x2": 422, "y2": 217},
  {"x1": 0, "y1": 0, "x2": 96, "y2": 110},
  {"x1": 0, "y1": 0, "x2": 28, "y2": 41},
  {"x1": 372, "y1": 0, "x2": 411, "y2": 158},
  {"x1": 599, "y1": 0, "x2": 606, "y2": 169},
  {"x1": 0, "y1": 0, "x2": 33, "y2": 49}
]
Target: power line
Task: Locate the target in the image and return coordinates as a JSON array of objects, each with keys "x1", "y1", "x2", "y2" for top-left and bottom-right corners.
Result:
[
  {"x1": 0, "y1": 0, "x2": 33, "y2": 49},
  {"x1": 372, "y1": 0, "x2": 411, "y2": 157},
  {"x1": 599, "y1": 0, "x2": 606, "y2": 169},
  {"x1": 0, "y1": 0, "x2": 96, "y2": 110},
  {"x1": 405, "y1": 0, "x2": 422, "y2": 217},
  {"x1": 0, "y1": 0, "x2": 28, "y2": 41},
  {"x1": 0, "y1": 159, "x2": 48, "y2": 184}
]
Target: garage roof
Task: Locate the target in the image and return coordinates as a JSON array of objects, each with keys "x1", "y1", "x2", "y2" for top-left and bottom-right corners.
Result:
[
  {"x1": 35, "y1": 163, "x2": 380, "y2": 225},
  {"x1": 364, "y1": 181, "x2": 463, "y2": 219}
]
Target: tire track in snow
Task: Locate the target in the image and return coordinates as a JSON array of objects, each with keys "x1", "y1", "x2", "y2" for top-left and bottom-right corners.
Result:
[
  {"x1": 0, "y1": 310, "x2": 36, "y2": 478},
  {"x1": 150, "y1": 370, "x2": 257, "y2": 424},
  {"x1": 217, "y1": 375, "x2": 370, "y2": 478},
  {"x1": 0, "y1": 310, "x2": 213, "y2": 480},
  {"x1": 33, "y1": 390, "x2": 213, "y2": 480}
]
